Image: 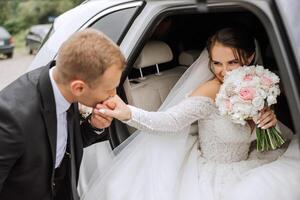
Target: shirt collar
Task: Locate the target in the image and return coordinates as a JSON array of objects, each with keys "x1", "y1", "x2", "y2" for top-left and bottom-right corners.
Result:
[{"x1": 49, "y1": 67, "x2": 71, "y2": 114}]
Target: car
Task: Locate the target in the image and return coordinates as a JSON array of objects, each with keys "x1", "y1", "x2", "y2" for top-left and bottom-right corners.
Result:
[
  {"x1": 25, "y1": 24, "x2": 52, "y2": 54},
  {"x1": 28, "y1": 0, "x2": 300, "y2": 147},
  {"x1": 27, "y1": 0, "x2": 300, "y2": 195},
  {"x1": 0, "y1": 26, "x2": 14, "y2": 58}
]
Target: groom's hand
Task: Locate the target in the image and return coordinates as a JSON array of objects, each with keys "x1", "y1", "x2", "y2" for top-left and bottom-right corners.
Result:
[
  {"x1": 89, "y1": 103, "x2": 115, "y2": 129},
  {"x1": 97, "y1": 95, "x2": 132, "y2": 121}
]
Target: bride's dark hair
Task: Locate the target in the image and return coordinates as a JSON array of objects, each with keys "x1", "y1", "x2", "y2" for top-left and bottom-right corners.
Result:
[{"x1": 207, "y1": 27, "x2": 256, "y2": 66}]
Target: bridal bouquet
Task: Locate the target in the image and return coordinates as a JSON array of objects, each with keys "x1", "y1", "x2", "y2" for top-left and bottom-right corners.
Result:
[{"x1": 216, "y1": 65, "x2": 286, "y2": 152}]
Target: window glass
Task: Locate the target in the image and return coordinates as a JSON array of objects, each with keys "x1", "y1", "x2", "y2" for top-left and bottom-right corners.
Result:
[
  {"x1": 40, "y1": 6, "x2": 139, "y2": 49},
  {"x1": 90, "y1": 7, "x2": 139, "y2": 43}
]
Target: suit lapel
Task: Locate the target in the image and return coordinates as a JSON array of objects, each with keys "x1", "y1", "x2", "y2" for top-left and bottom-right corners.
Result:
[{"x1": 37, "y1": 62, "x2": 57, "y2": 169}]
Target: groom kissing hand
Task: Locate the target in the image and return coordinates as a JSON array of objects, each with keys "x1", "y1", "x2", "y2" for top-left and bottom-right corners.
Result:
[
  {"x1": 95, "y1": 95, "x2": 132, "y2": 122},
  {"x1": 0, "y1": 29, "x2": 125, "y2": 200}
]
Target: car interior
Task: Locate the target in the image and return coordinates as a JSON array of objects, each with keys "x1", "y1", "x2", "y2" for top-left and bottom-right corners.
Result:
[{"x1": 121, "y1": 10, "x2": 295, "y2": 135}]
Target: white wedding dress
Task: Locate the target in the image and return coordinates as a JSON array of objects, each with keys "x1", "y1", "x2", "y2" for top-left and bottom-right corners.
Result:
[{"x1": 81, "y1": 50, "x2": 300, "y2": 200}]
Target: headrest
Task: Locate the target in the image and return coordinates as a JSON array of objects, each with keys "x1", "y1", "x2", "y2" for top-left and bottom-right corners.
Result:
[
  {"x1": 134, "y1": 41, "x2": 173, "y2": 69},
  {"x1": 178, "y1": 50, "x2": 201, "y2": 66}
]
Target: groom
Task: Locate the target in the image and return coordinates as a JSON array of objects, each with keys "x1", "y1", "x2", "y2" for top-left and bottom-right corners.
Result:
[{"x1": 0, "y1": 29, "x2": 125, "y2": 200}]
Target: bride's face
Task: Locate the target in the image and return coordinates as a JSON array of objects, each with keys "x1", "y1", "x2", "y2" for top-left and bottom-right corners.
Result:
[{"x1": 210, "y1": 42, "x2": 241, "y2": 82}]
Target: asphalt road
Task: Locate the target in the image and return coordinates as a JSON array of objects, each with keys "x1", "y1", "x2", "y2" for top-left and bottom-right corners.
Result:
[{"x1": 0, "y1": 52, "x2": 35, "y2": 91}]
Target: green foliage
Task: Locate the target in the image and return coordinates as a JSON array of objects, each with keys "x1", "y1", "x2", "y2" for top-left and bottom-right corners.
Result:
[{"x1": 0, "y1": 0, "x2": 83, "y2": 34}]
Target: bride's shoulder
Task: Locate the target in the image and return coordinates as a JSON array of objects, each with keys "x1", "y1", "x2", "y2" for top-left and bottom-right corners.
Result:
[{"x1": 190, "y1": 78, "x2": 221, "y2": 101}]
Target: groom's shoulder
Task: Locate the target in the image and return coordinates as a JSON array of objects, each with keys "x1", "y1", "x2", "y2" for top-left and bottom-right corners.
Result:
[
  {"x1": 0, "y1": 66, "x2": 48, "y2": 106},
  {"x1": 2, "y1": 66, "x2": 45, "y2": 91}
]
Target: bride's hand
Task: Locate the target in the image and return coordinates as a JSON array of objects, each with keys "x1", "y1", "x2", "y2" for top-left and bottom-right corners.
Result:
[
  {"x1": 256, "y1": 107, "x2": 277, "y2": 129},
  {"x1": 90, "y1": 103, "x2": 114, "y2": 128},
  {"x1": 96, "y1": 95, "x2": 132, "y2": 121}
]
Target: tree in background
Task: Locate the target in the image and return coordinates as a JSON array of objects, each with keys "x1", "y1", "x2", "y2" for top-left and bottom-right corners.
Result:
[{"x1": 0, "y1": 0, "x2": 83, "y2": 34}]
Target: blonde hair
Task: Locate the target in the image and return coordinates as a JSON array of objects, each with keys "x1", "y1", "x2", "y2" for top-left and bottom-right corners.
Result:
[{"x1": 56, "y1": 28, "x2": 125, "y2": 86}]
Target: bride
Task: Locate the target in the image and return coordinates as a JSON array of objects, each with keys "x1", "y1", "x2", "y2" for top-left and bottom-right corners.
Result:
[{"x1": 82, "y1": 27, "x2": 300, "y2": 200}]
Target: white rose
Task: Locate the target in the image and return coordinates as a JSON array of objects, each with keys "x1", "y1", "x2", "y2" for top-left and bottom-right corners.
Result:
[
  {"x1": 231, "y1": 113, "x2": 246, "y2": 125},
  {"x1": 252, "y1": 76, "x2": 260, "y2": 85},
  {"x1": 234, "y1": 103, "x2": 252, "y2": 117},
  {"x1": 268, "y1": 72, "x2": 280, "y2": 84},
  {"x1": 244, "y1": 67, "x2": 252, "y2": 74},
  {"x1": 256, "y1": 88, "x2": 267, "y2": 99},
  {"x1": 230, "y1": 95, "x2": 241, "y2": 104},
  {"x1": 243, "y1": 105, "x2": 252, "y2": 116},
  {"x1": 252, "y1": 97, "x2": 265, "y2": 110},
  {"x1": 215, "y1": 93, "x2": 226, "y2": 106},
  {"x1": 269, "y1": 86, "x2": 280, "y2": 97},
  {"x1": 255, "y1": 65, "x2": 265, "y2": 76},
  {"x1": 267, "y1": 95, "x2": 277, "y2": 106},
  {"x1": 250, "y1": 108, "x2": 259, "y2": 118},
  {"x1": 225, "y1": 83, "x2": 236, "y2": 97}
]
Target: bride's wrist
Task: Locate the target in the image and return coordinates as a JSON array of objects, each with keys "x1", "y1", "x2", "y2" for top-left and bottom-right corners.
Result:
[{"x1": 121, "y1": 105, "x2": 132, "y2": 121}]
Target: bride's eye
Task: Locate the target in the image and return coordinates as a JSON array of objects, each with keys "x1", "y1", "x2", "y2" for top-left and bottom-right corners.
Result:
[
  {"x1": 228, "y1": 60, "x2": 239, "y2": 65},
  {"x1": 213, "y1": 61, "x2": 222, "y2": 66}
]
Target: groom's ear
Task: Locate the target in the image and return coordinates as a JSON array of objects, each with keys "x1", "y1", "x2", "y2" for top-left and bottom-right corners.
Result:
[{"x1": 70, "y1": 80, "x2": 87, "y2": 96}]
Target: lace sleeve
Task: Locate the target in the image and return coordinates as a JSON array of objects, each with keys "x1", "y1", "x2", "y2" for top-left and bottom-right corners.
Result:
[{"x1": 123, "y1": 96, "x2": 214, "y2": 132}]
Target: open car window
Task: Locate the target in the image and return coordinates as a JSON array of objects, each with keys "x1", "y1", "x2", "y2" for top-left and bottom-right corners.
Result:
[{"x1": 123, "y1": 9, "x2": 296, "y2": 135}]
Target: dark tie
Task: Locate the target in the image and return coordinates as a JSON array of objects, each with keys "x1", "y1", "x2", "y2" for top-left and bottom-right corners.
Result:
[{"x1": 67, "y1": 104, "x2": 79, "y2": 200}]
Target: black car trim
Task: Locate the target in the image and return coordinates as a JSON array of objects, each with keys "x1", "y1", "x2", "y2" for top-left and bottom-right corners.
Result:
[
  {"x1": 117, "y1": 1, "x2": 146, "y2": 45},
  {"x1": 40, "y1": 24, "x2": 54, "y2": 50}
]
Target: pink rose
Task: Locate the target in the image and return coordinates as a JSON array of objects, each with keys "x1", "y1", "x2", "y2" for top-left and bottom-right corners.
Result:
[
  {"x1": 239, "y1": 87, "x2": 256, "y2": 101},
  {"x1": 243, "y1": 74, "x2": 253, "y2": 81},
  {"x1": 261, "y1": 75, "x2": 273, "y2": 87}
]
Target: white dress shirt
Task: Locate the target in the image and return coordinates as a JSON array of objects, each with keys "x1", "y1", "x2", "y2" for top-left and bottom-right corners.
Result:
[{"x1": 49, "y1": 67, "x2": 71, "y2": 168}]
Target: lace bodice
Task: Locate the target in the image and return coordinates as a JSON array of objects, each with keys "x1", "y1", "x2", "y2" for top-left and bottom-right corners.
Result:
[{"x1": 125, "y1": 96, "x2": 252, "y2": 163}]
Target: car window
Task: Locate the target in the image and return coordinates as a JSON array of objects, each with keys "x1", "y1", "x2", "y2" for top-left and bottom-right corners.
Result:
[{"x1": 90, "y1": 7, "x2": 139, "y2": 44}]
